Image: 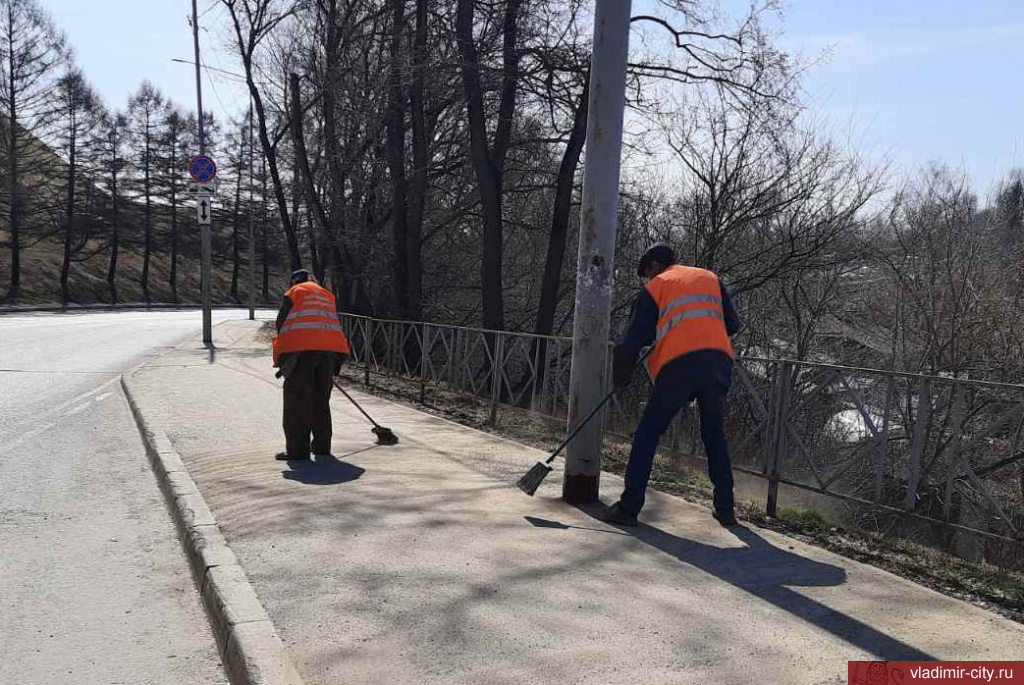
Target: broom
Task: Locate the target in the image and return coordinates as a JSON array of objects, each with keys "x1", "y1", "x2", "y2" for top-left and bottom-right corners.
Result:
[
  {"x1": 333, "y1": 380, "x2": 400, "y2": 445},
  {"x1": 517, "y1": 347, "x2": 651, "y2": 496},
  {"x1": 516, "y1": 388, "x2": 618, "y2": 495}
]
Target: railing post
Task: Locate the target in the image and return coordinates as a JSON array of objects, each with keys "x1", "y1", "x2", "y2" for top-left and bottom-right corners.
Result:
[
  {"x1": 766, "y1": 361, "x2": 791, "y2": 517},
  {"x1": 419, "y1": 324, "x2": 428, "y2": 403},
  {"x1": 488, "y1": 333, "x2": 505, "y2": 425},
  {"x1": 906, "y1": 376, "x2": 931, "y2": 511},
  {"x1": 364, "y1": 318, "x2": 371, "y2": 387},
  {"x1": 875, "y1": 375, "x2": 896, "y2": 502},
  {"x1": 943, "y1": 384, "x2": 966, "y2": 521}
]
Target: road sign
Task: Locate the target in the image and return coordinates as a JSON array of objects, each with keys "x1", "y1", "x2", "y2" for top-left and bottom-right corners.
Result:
[
  {"x1": 188, "y1": 180, "x2": 219, "y2": 196},
  {"x1": 197, "y1": 194, "x2": 212, "y2": 225},
  {"x1": 188, "y1": 155, "x2": 217, "y2": 183}
]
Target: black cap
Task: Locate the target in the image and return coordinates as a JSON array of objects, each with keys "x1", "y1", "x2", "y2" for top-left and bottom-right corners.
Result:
[
  {"x1": 291, "y1": 268, "x2": 310, "y2": 283},
  {"x1": 636, "y1": 243, "x2": 677, "y2": 277}
]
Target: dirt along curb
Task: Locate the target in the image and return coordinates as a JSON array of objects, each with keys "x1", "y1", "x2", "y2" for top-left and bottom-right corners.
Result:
[{"x1": 121, "y1": 372, "x2": 305, "y2": 685}]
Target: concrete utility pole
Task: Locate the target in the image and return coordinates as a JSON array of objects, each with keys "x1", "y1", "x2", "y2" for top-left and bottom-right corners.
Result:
[
  {"x1": 248, "y1": 103, "x2": 255, "y2": 321},
  {"x1": 192, "y1": 0, "x2": 213, "y2": 344},
  {"x1": 563, "y1": 0, "x2": 633, "y2": 504}
]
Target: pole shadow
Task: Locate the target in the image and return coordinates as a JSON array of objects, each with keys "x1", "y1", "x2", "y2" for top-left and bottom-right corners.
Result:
[{"x1": 552, "y1": 503, "x2": 938, "y2": 661}]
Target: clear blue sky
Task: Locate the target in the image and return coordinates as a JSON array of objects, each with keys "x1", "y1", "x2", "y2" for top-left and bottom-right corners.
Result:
[{"x1": 37, "y1": 0, "x2": 1024, "y2": 198}]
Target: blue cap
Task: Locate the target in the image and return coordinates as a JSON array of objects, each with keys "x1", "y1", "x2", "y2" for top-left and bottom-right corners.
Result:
[{"x1": 637, "y1": 243, "x2": 677, "y2": 277}]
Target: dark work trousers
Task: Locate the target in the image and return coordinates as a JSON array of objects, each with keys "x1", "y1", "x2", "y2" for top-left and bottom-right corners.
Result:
[
  {"x1": 619, "y1": 350, "x2": 735, "y2": 517},
  {"x1": 282, "y1": 351, "x2": 336, "y2": 457}
]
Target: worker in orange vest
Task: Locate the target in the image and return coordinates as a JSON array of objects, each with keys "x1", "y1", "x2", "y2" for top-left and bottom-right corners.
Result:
[
  {"x1": 272, "y1": 269, "x2": 351, "y2": 461},
  {"x1": 603, "y1": 244, "x2": 743, "y2": 527}
]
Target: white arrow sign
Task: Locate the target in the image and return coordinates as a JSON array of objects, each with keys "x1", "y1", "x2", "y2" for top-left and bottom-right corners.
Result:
[{"x1": 197, "y1": 194, "x2": 212, "y2": 225}]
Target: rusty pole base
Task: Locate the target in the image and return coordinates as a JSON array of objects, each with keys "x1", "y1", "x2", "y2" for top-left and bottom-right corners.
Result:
[{"x1": 562, "y1": 473, "x2": 600, "y2": 504}]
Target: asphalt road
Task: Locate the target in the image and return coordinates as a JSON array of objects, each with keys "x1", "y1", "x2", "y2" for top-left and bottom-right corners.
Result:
[{"x1": 0, "y1": 309, "x2": 268, "y2": 685}]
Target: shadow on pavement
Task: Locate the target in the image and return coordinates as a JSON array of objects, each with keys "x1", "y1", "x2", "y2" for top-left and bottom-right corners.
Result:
[
  {"x1": 525, "y1": 515, "x2": 631, "y2": 536},
  {"x1": 282, "y1": 450, "x2": 371, "y2": 485},
  {"x1": 564, "y1": 504, "x2": 936, "y2": 661}
]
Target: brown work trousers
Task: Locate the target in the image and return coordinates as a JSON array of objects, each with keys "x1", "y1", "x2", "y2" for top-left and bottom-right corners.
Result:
[{"x1": 282, "y1": 351, "x2": 337, "y2": 458}]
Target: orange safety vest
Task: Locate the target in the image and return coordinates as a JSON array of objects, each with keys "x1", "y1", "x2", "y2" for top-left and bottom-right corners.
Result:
[
  {"x1": 272, "y1": 282, "x2": 351, "y2": 366},
  {"x1": 645, "y1": 265, "x2": 734, "y2": 378}
]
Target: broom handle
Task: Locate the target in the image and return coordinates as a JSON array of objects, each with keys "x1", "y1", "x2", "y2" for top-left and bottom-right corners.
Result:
[
  {"x1": 333, "y1": 380, "x2": 381, "y2": 428},
  {"x1": 544, "y1": 389, "x2": 616, "y2": 464},
  {"x1": 544, "y1": 346, "x2": 652, "y2": 465}
]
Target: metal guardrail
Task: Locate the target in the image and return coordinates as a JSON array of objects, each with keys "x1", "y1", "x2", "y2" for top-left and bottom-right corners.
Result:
[{"x1": 339, "y1": 313, "x2": 1024, "y2": 564}]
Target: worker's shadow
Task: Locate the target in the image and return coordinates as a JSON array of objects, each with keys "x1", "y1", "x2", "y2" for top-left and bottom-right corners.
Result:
[
  {"x1": 282, "y1": 449, "x2": 370, "y2": 485},
  {"x1": 536, "y1": 506, "x2": 936, "y2": 661}
]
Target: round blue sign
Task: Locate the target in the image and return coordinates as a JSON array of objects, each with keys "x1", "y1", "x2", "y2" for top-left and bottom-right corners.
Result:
[{"x1": 188, "y1": 155, "x2": 217, "y2": 183}]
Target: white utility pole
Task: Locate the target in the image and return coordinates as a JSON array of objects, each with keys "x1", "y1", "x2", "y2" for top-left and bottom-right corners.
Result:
[
  {"x1": 192, "y1": 0, "x2": 213, "y2": 345},
  {"x1": 563, "y1": 0, "x2": 633, "y2": 503}
]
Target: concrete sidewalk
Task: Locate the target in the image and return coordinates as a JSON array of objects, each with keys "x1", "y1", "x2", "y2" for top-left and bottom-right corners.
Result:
[{"x1": 127, "y1": 319, "x2": 1024, "y2": 685}]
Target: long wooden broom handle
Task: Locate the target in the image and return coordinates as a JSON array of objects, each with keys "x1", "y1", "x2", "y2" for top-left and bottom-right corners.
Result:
[
  {"x1": 544, "y1": 346, "x2": 653, "y2": 465},
  {"x1": 333, "y1": 380, "x2": 382, "y2": 429}
]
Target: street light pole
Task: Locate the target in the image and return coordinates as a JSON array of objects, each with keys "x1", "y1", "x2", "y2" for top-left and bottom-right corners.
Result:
[
  {"x1": 562, "y1": 0, "x2": 633, "y2": 503},
  {"x1": 192, "y1": 0, "x2": 213, "y2": 345}
]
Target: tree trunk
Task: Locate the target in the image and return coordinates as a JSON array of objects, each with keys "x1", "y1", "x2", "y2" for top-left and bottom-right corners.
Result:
[
  {"x1": 405, "y1": 0, "x2": 428, "y2": 322},
  {"x1": 230, "y1": 158, "x2": 242, "y2": 301},
  {"x1": 261, "y1": 155, "x2": 269, "y2": 301},
  {"x1": 535, "y1": 76, "x2": 589, "y2": 337},
  {"x1": 456, "y1": 0, "x2": 521, "y2": 331},
  {"x1": 386, "y1": 0, "x2": 410, "y2": 318},
  {"x1": 289, "y1": 72, "x2": 350, "y2": 291},
  {"x1": 5, "y1": 37, "x2": 20, "y2": 302},
  {"x1": 307, "y1": 211, "x2": 321, "y2": 282},
  {"x1": 60, "y1": 114, "x2": 77, "y2": 305},
  {"x1": 169, "y1": 138, "x2": 179, "y2": 303},
  {"x1": 244, "y1": 72, "x2": 301, "y2": 271},
  {"x1": 108, "y1": 174, "x2": 119, "y2": 305},
  {"x1": 141, "y1": 122, "x2": 152, "y2": 304}
]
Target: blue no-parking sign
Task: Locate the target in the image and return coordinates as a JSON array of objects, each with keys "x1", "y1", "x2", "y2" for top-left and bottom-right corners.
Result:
[{"x1": 188, "y1": 155, "x2": 217, "y2": 183}]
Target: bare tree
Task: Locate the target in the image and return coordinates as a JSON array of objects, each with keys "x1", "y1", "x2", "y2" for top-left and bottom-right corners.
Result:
[
  {"x1": 53, "y1": 68, "x2": 101, "y2": 304},
  {"x1": 97, "y1": 111, "x2": 128, "y2": 302},
  {"x1": 0, "y1": 0, "x2": 67, "y2": 301},
  {"x1": 155, "y1": 106, "x2": 189, "y2": 303},
  {"x1": 219, "y1": 0, "x2": 303, "y2": 271},
  {"x1": 127, "y1": 81, "x2": 166, "y2": 305},
  {"x1": 455, "y1": 0, "x2": 524, "y2": 331}
]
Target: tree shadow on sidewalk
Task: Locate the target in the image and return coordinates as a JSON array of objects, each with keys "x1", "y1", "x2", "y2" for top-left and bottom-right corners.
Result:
[
  {"x1": 282, "y1": 449, "x2": 372, "y2": 485},
  {"x1": 560, "y1": 504, "x2": 936, "y2": 661}
]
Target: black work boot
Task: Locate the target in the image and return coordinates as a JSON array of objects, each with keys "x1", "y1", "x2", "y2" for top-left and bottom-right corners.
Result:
[
  {"x1": 275, "y1": 452, "x2": 310, "y2": 461},
  {"x1": 712, "y1": 509, "x2": 738, "y2": 527},
  {"x1": 600, "y1": 501, "x2": 639, "y2": 527}
]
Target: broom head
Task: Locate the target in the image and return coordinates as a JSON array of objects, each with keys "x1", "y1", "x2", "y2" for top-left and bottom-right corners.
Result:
[
  {"x1": 516, "y1": 460, "x2": 553, "y2": 496},
  {"x1": 372, "y1": 426, "x2": 399, "y2": 446}
]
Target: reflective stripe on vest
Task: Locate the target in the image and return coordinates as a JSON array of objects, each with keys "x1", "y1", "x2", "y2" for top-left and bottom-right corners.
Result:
[
  {"x1": 658, "y1": 293, "x2": 722, "y2": 319},
  {"x1": 279, "y1": 321, "x2": 344, "y2": 334},
  {"x1": 272, "y1": 282, "x2": 351, "y2": 365},
  {"x1": 284, "y1": 308, "x2": 339, "y2": 321},
  {"x1": 655, "y1": 308, "x2": 725, "y2": 342},
  {"x1": 645, "y1": 265, "x2": 733, "y2": 378}
]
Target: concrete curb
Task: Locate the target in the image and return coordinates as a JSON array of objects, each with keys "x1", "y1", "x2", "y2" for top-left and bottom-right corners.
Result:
[
  {"x1": 0, "y1": 303, "x2": 268, "y2": 315},
  {"x1": 121, "y1": 373, "x2": 306, "y2": 685}
]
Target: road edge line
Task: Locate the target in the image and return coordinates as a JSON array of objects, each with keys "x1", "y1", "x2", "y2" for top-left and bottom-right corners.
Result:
[{"x1": 121, "y1": 372, "x2": 306, "y2": 685}]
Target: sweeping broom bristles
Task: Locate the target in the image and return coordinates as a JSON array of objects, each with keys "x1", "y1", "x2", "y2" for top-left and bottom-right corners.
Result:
[
  {"x1": 517, "y1": 460, "x2": 553, "y2": 496},
  {"x1": 372, "y1": 426, "x2": 399, "y2": 445}
]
